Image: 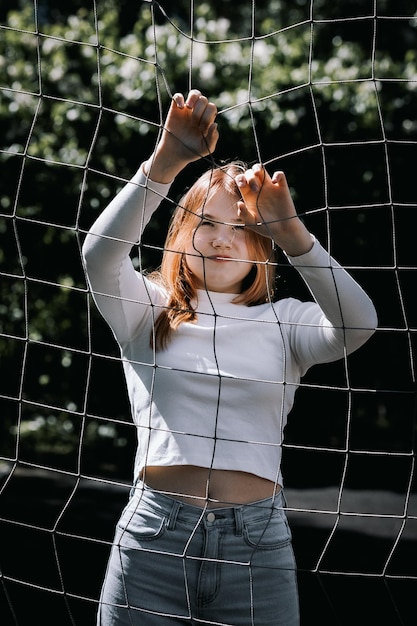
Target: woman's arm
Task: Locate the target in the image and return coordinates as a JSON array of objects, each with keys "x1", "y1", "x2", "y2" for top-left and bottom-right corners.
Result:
[
  {"x1": 286, "y1": 238, "x2": 378, "y2": 363},
  {"x1": 82, "y1": 90, "x2": 219, "y2": 344},
  {"x1": 82, "y1": 170, "x2": 171, "y2": 344},
  {"x1": 236, "y1": 164, "x2": 377, "y2": 361}
]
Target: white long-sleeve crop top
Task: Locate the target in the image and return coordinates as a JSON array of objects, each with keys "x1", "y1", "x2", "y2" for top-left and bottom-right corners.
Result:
[{"x1": 82, "y1": 165, "x2": 377, "y2": 487}]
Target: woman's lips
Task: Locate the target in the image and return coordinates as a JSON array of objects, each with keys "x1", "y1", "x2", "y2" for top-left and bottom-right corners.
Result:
[{"x1": 207, "y1": 255, "x2": 232, "y2": 261}]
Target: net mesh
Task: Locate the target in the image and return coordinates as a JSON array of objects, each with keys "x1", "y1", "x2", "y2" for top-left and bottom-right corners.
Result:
[{"x1": 0, "y1": 1, "x2": 416, "y2": 624}]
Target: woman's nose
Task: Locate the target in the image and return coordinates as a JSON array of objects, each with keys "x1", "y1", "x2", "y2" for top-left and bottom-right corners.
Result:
[{"x1": 212, "y1": 227, "x2": 234, "y2": 247}]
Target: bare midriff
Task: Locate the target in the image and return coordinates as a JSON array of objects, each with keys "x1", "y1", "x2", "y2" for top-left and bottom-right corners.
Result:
[{"x1": 140, "y1": 465, "x2": 281, "y2": 508}]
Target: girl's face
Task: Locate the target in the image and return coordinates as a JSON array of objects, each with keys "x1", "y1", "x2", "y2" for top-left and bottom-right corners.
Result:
[{"x1": 184, "y1": 188, "x2": 252, "y2": 294}]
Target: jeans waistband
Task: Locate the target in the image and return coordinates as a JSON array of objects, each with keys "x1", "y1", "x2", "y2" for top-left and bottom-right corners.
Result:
[{"x1": 130, "y1": 480, "x2": 286, "y2": 532}]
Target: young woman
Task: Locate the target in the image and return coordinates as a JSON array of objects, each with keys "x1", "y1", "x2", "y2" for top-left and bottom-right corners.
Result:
[{"x1": 82, "y1": 90, "x2": 377, "y2": 625}]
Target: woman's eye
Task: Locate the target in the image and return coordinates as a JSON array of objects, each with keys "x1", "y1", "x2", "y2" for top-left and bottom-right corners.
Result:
[{"x1": 201, "y1": 220, "x2": 214, "y2": 227}]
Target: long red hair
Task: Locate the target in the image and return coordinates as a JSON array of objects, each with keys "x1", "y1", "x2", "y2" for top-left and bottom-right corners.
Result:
[{"x1": 150, "y1": 162, "x2": 276, "y2": 350}]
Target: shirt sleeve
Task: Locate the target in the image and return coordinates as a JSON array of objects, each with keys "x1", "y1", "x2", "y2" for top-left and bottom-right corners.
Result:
[
  {"x1": 82, "y1": 165, "x2": 172, "y2": 345},
  {"x1": 284, "y1": 236, "x2": 378, "y2": 371}
]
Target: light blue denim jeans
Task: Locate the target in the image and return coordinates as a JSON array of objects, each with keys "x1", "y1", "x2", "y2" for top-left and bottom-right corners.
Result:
[{"x1": 97, "y1": 481, "x2": 299, "y2": 625}]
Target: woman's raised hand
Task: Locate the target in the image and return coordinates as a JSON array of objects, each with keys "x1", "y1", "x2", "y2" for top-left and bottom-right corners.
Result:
[
  {"x1": 145, "y1": 90, "x2": 219, "y2": 183},
  {"x1": 235, "y1": 164, "x2": 314, "y2": 256},
  {"x1": 167, "y1": 90, "x2": 219, "y2": 161}
]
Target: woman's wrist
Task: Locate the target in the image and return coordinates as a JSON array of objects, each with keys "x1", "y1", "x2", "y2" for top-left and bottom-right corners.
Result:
[
  {"x1": 273, "y1": 222, "x2": 314, "y2": 257},
  {"x1": 144, "y1": 144, "x2": 190, "y2": 184}
]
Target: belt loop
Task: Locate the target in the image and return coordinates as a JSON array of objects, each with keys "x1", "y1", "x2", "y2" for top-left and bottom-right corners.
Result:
[
  {"x1": 167, "y1": 499, "x2": 182, "y2": 530},
  {"x1": 129, "y1": 476, "x2": 140, "y2": 499},
  {"x1": 234, "y1": 507, "x2": 243, "y2": 536}
]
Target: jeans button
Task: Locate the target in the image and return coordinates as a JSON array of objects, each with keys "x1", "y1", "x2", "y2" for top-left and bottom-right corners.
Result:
[{"x1": 207, "y1": 512, "x2": 216, "y2": 523}]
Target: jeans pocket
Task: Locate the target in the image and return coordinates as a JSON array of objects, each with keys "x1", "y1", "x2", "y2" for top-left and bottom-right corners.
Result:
[
  {"x1": 243, "y1": 509, "x2": 291, "y2": 550},
  {"x1": 116, "y1": 499, "x2": 167, "y2": 543}
]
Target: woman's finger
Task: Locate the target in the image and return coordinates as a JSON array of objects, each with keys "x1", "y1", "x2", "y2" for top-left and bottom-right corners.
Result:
[
  {"x1": 185, "y1": 89, "x2": 202, "y2": 108},
  {"x1": 172, "y1": 93, "x2": 185, "y2": 109},
  {"x1": 271, "y1": 170, "x2": 286, "y2": 186}
]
